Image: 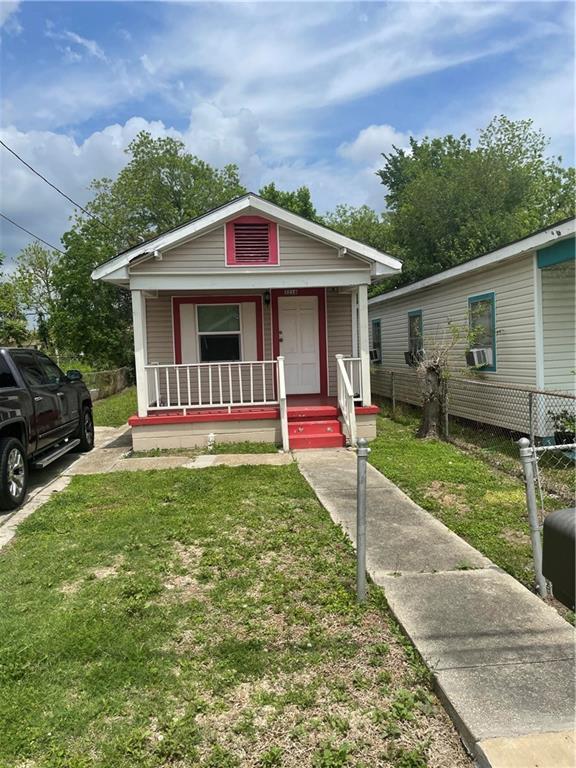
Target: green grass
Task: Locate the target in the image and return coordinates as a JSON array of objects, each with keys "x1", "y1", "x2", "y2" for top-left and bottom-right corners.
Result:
[
  {"x1": 369, "y1": 405, "x2": 566, "y2": 588},
  {"x1": 0, "y1": 465, "x2": 469, "y2": 767},
  {"x1": 130, "y1": 442, "x2": 279, "y2": 459},
  {"x1": 92, "y1": 387, "x2": 137, "y2": 427}
]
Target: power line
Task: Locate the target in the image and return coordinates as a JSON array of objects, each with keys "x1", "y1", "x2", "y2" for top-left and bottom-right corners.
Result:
[
  {"x1": 0, "y1": 139, "x2": 119, "y2": 238},
  {"x1": 0, "y1": 212, "x2": 65, "y2": 255}
]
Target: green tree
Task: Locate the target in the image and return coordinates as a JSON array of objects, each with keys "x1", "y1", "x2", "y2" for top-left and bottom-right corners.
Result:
[
  {"x1": 12, "y1": 242, "x2": 59, "y2": 349},
  {"x1": 0, "y1": 255, "x2": 28, "y2": 346},
  {"x1": 53, "y1": 132, "x2": 247, "y2": 367},
  {"x1": 258, "y1": 183, "x2": 317, "y2": 220},
  {"x1": 378, "y1": 115, "x2": 575, "y2": 286},
  {"x1": 322, "y1": 204, "x2": 392, "y2": 252}
]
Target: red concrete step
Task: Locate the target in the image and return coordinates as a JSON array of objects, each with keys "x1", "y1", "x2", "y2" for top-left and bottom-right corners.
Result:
[
  {"x1": 288, "y1": 419, "x2": 342, "y2": 437},
  {"x1": 287, "y1": 405, "x2": 339, "y2": 421},
  {"x1": 290, "y1": 432, "x2": 346, "y2": 449}
]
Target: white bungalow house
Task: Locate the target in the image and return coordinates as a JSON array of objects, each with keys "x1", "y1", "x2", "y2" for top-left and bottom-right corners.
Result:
[
  {"x1": 92, "y1": 194, "x2": 402, "y2": 450},
  {"x1": 368, "y1": 217, "x2": 575, "y2": 437}
]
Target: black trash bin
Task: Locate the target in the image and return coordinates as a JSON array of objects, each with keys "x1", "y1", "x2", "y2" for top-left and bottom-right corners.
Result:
[{"x1": 542, "y1": 508, "x2": 575, "y2": 610}]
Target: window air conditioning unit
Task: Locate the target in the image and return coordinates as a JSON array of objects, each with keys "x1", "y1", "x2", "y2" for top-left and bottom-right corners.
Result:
[
  {"x1": 466, "y1": 348, "x2": 493, "y2": 368},
  {"x1": 370, "y1": 349, "x2": 381, "y2": 363}
]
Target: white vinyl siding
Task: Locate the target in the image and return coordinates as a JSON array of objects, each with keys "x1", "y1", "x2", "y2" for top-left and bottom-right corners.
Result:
[
  {"x1": 369, "y1": 253, "x2": 537, "y2": 388},
  {"x1": 145, "y1": 290, "x2": 273, "y2": 365},
  {"x1": 145, "y1": 289, "x2": 354, "y2": 398},
  {"x1": 131, "y1": 209, "x2": 367, "y2": 275},
  {"x1": 369, "y1": 253, "x2": 538, "y2": 432},
  {"x1": 326, "y1": 291, "x2": 353, "y2": 396},
  {"x1": 541, "y1": 260, "x2": 576, "y2": 392}
]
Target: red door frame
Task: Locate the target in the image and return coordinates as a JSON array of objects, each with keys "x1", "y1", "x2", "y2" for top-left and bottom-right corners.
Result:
[
  {"x1": 172, "y1": 295, "x2": 264, "y2": 364},
  {"x1": 271, "y1": 288, "x2": 328, "y2": 397}
]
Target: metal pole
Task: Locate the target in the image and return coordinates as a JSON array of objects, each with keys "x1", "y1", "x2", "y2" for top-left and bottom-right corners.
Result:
[
  {"x1": 528, "y1": 391, "x2": 535, "y2": 448},
  {"x1": 518, "y1": 437, "x2": 547, "y2": 597},
  {"x1": 391, "y1": 371, "x2": 396, "y2": 416},
  {"x1": 356, "y1": 437, "x2": 370, "y2": 603}
]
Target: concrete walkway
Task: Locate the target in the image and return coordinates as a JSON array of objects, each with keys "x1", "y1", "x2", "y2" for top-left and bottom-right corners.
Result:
[{"x1": 296, "y1": 449, "x2": 575, "y2": 768}]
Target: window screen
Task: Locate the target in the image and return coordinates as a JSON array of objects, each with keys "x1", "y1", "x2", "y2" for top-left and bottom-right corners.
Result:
[
  {"x1": 468, "y1": 293, "x2": 496, "y2": 371},
  {"x1": 408, "y1": 311, "x2": 423, "y2": 352}
]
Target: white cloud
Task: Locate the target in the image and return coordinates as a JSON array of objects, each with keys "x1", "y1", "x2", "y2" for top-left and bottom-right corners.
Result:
[
  {"x1": 45, "y1": 22, "x2": 108, "y2": 63},
  {"x1": 0, "y1": 0, "x2": 21, "y2": 34},
  {"x1": 339, "y1": 124, "x2": 411, "y2": 166},
  {"x1": 0, "y1": 0, "x2": 19, "y2": 26}
]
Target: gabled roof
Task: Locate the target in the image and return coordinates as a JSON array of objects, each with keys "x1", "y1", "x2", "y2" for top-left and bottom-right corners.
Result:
[
  {"x1": 92, "y1": 192, "x2": 402, "y2": 281},
  {"x1": 369, "y1": 216, "x2": 575, "y2": 306}
]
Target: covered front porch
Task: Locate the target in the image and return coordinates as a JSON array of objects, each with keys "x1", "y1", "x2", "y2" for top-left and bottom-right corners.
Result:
[{"x1": 130, "y1": 284, "x2": 376, "y2": 451}]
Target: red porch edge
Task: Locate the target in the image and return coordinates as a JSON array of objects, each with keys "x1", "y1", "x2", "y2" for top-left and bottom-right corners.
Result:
[{"x1": 128, "y1": 403, "x2": 379, "y2": 428}]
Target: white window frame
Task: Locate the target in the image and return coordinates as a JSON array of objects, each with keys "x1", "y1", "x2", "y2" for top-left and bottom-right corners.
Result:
[{"x1": 196, "y1": 303, "x2": 243, "y2": 362}]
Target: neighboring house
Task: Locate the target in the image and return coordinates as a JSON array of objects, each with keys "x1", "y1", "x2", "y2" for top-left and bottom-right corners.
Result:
[
  {"x1": 92, "y1": 194, "x2": 401, "y2": 450},
  {"x1": 368, "y1": 217, "x2": 575, "y2": 436}
]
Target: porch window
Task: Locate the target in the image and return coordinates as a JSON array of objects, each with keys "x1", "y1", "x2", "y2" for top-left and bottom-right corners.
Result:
[
  {"x1": 197, "y1": 304, "x2": 242, "y2": 362},
  {"x1": 468, "y1": 292, "x2": 496, "y2": 371}
]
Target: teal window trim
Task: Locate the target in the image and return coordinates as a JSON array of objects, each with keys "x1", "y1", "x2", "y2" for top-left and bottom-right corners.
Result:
[
  {"x1": 371, "y1": 318, "x2": 382, "y2": 364},
  {"x1": 408, "y1": 309, "x2": 423, "y2": 353},
  {"x1": 468, "y1": 292, "x2": 496, "y2": 372},
  {"x1": 537, "y1": 238, "x2": 575, "y2": 269}
]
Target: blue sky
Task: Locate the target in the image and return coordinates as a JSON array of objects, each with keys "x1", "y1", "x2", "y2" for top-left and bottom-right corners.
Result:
[{"x1": 0, "y1": 1, "x2": 574, "y2": 262}]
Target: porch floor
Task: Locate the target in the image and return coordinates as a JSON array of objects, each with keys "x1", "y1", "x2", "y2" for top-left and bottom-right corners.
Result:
[{"x1": 128, "y1": 397, "x2": 378, "y2": 427}]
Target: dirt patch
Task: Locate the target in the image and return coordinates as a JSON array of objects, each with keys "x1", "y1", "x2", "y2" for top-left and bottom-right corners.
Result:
[
  {"x1": 501, "y1": 527, "x2": 530, "y2": 546},
  {"x1": 59, "y1": 554, "x2": 125, "y2": 594},
  {"x1": 160, "y1": 542, "x2": 208, "y2": 604},
  {"x1": 190, "y1": 607, "x2": 470, "y2": 767},
  {"x1": 425, "y1": 480, "x2": 470, "y2": 515}
]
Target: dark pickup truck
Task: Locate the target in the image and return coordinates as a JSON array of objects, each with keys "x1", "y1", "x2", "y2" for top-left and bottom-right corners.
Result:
[{"x1": 0, "y1": 348, "x2": 94, "y2": 510}]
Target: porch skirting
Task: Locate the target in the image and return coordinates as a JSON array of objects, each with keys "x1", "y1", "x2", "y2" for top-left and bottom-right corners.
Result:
[{"x1": 131, "y1": 416, "x2": 282, "y2": 451}]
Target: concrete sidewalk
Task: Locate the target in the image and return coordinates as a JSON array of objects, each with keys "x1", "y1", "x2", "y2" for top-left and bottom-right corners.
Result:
[{"x1": 296, "y1": 449, "x2": 575, "y2": 768}]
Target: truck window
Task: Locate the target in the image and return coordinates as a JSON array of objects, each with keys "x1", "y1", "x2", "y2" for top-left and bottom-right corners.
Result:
[
  {"x1": 0, "y1": 355, "x2": 17, "y2": 388},
  {"x1": 37, "y1": 354, "x2": 65, "y2": 385},
  {"x1": 10, "y1": 350, "x2": 45, "y2": 387}
]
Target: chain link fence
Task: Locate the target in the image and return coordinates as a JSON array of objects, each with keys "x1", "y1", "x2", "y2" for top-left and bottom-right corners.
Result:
[{"x1": 372, "y1": 367, "x2": 575, "y2": 503}]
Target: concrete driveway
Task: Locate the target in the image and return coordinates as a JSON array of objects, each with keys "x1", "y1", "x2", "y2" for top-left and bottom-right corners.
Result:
[{"x1": 0, "y1": 426, "x2": 132, "y2": 549}]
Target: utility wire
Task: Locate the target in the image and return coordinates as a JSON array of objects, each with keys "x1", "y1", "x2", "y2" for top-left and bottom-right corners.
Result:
[
  {"x1": 0, "y1": 139, "x2": 119, "y2": 237},
  {"x1": 0, "y1": 212, "x2": 65, "y2": 255}
]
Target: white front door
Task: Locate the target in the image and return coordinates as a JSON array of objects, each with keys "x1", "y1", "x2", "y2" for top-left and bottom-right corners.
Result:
[{"x1": 278, "y1": 295, "x2": 320, "y2": 394}]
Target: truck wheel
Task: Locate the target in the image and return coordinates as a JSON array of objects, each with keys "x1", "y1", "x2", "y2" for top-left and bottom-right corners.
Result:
[
  {"x1": 77, "y1": 407, "x2": 95, "y2": 452},
  {"x1": 0, "y1": 437, "x2": 28, "y2": 511}
]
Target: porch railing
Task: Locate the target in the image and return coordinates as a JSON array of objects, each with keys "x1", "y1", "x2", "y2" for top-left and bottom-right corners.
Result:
[
  {"x1": 342, "y1": 357, "x2": 363, "y2": 402},
  {"x1": 276, "y1": 356, "x2": 289, "y2": 451},
  {"x1": 336, "y1": 354, "x2": 357, "y2": 447},
  {"x1": 145, "y1": 360, "x2": 279, "y2": 411}
]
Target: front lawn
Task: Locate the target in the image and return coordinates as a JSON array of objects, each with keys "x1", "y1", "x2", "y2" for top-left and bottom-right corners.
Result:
[
  {"x1": 0, "y1": 465, "x2": 469, "y2": 768},
  {"x1": 93, "y1": 386, "x2": 137, "y2": 427},
  {"x1": 369, "y1": 409, "x2": 565, "y2": 588}
]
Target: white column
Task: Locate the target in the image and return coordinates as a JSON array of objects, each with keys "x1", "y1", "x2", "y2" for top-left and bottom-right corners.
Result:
[
  {"x1": 357, "y1": 283, "x2": 371, "y2": 406},
  {"x1": 351, "y1": 288, "x2": 359, "y2": 357},
  {"x1": 131, "y1": 289, "x2": 149, "y2": 417}
]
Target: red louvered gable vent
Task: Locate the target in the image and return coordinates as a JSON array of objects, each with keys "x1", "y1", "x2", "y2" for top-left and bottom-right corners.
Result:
[
  {"x1": 234, "y1": 222, "x2": 270, "y2": 262},
  {"x1": 226, "y1": 216, "x2": 279, "y2": 266}
]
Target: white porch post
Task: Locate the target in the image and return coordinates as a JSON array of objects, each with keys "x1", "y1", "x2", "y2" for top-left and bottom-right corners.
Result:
[
  {"x1": 131, "y1": 289, "x2": 149, "y2": 417},
  {"x1": 357, "y1": 284, "x2": 372, "y2": 406}
]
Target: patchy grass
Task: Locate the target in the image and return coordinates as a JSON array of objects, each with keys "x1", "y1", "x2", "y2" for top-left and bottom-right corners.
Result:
[
  {"x1": 0, "y1": 465, "x2": 469, "y2": 768},
  {"x1": 370, "y1": 406, "x2": 566, "y2": 589},
  {"x1": 130, "y1": 441, "x2": 279, "y2": 459},
  {"x1": 93, "y1": 386, "x2": 137, "y2": 427}
]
